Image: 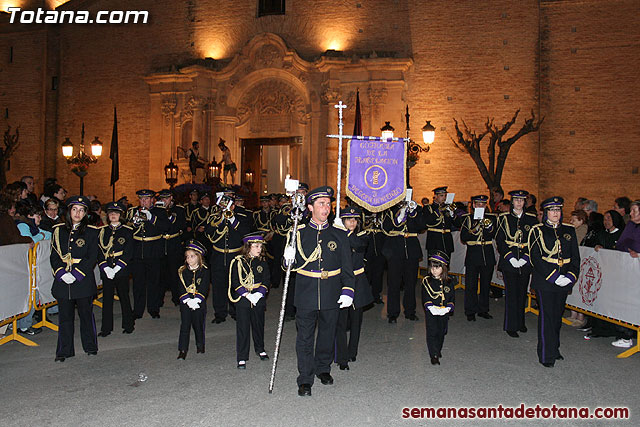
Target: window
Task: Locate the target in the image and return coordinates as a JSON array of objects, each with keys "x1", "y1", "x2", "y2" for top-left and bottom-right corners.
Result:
[{"x1": 258, "y1": 0, "x2": 285, "y2": 17}]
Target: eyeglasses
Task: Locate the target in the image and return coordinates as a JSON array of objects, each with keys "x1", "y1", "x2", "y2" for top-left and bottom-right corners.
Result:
[{"x1": 46, "y1": 208, "x2": 58, "y2": 212}]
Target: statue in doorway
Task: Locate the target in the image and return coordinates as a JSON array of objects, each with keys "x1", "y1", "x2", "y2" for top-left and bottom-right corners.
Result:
[
  {"x1": 186, "y1": 141, "x2": 207, "y2": 184},
  {"x1": 218, "y1": 138, "x2": 237, "y2": 185}
]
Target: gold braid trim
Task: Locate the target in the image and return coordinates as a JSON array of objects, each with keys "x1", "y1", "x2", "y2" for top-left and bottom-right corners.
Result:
[
  {"x1": 208, "y1": 225, "x2": 228, "y2": 244},
  {"x1": 287, "y1": 229, "x2": 322, "y2": 272},
  {"x1": 52, "y1": 226, "x2": 74, "y2": 272},
  {"x1": 227, "y1": 256, "x2": 256, "y2": 303},
  {"x1": 98, "y1": 227, "x2": 115, "y2": 260},
  {"x1": 422, "y1": 278, "x2": 444, "y2": 304},
  {"x1": 178, "y1": 265, "x2": 198, "y2": 295}
]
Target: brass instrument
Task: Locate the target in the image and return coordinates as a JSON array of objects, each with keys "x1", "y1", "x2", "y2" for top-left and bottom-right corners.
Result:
[
  {"x1": 131, "y1": 207, "x2": 144, "y2": 226},
  {"x1": 407, "y1": 200, "x2": 418, "y2": 212},
  {"x1": 441, "y1": 203, "x2": 456, "y2": 217},
  {"x1": 473, "y1": 216, "x2": 493, "y2": 232}
]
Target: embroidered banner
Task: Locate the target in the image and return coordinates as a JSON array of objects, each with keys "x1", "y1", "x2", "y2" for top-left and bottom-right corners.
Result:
[{"x1": 346, "y1": 137, "x2": 406, "y2": 212}]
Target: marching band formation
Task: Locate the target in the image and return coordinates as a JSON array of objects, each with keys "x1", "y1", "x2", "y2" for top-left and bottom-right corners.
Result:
[{"x1": 49, "y1": 183, "x2": 580, "y2": 395}]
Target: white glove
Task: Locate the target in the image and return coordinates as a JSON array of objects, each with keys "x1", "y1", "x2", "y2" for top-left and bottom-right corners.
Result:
[
  {"x1": 112, "y1": 265, "x2": 122, "y2": 275},
  {"x1": 283, "y1": 246, "x2": 296, "y2": 265},
  {"x1": 191, "y1": 299, "x2": 201, "y2": 309},
  {"x1": 140, "y1": 209, "x2": 152, "y2": 221},
  {"x1": 247, "y1": 293, "x2": 262, "y2": 305},
  {"x1": 427, "y1": 305, "x2": 439, "y2": 315},
  {"x1": 445, "y1": 306, "x2": 452, "y2": 314},
  {"x1": 105, "y1": 267, "x2": 115, "y2": 280},
  {"x1": 337, "y1": 295, "x2": 353, "y2": 308},
  {"x1": 509, "y1": 258, "x2": 520, "y2": 268},
  {"x1": 555, "y1": 275, "x2": 571, "y2": 287},
  {"x1": 436, "y1": 307, "x2": 448, "y2": 316},
  {"x1": 518, "y1": 259, "x2": 528, "y2": 267},
  {"x1": 61, "y1": 272, "x2": 76, "y2": 284}
]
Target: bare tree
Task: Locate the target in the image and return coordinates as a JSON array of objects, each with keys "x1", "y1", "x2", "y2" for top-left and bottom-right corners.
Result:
[
  {"x1": 0, "y1": 126, "x2": 21, "y2": 188},
  {"x1": 450, "y1": 109, "x2": 543, "y2": 205}
]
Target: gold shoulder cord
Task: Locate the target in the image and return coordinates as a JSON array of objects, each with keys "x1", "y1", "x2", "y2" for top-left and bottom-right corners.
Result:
[
  {"x1": 179, "y1": 265, "x2": 198, "y2": 295},
  {"x1": 227, "y1": 256, "x2": 254, "y2": 303},
  {"x1": 290, "y1": 229, "x2": 321, "y2": 272},
  {"x1": 98, "y1": 227, "x2": 114, "y2": 259},
  {"x1": 422, "y1": 277, "x2": 444, "y2": 303},
  {"x1": 52, "y1": 226, "x2": 74, "y2": 271}
]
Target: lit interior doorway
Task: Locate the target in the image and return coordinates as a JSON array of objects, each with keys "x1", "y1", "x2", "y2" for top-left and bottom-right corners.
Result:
[{"x1": 241, "y1": 137, "x2": 302, "y2": 208}]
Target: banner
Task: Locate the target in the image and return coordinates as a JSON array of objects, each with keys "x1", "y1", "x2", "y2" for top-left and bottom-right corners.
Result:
[
  {"x1": 567, "y1": 247, "x2": 640, "y2": 326},
  {"x1": 0, "y1": 243, "x2": 30, "y2": 321},
  {"x1": 346, "y1": 136, "x2": 406, "y2": 212}
]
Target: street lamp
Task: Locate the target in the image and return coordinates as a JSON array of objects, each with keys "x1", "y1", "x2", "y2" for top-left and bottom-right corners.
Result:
[
  {"x1": 380, "y1": 121, "x2": 395, "y2": 140},
  {"x1": 61, "y1": 123, "x2": 101, "y2": 195},
  {"x1": 422, "y1": 120, "x2": 436, "y2": 144},
  {"x1": 207, "y1": 157, "x2": 221, "y2": 180},
  {"x1": 164, "y1": 159, "x2": 179, "y2": 189}
]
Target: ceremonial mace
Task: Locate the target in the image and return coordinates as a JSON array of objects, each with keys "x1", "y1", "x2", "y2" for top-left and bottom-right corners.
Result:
[{"x1": 268, "y1": 178, "x2": 306, "y2": 394}]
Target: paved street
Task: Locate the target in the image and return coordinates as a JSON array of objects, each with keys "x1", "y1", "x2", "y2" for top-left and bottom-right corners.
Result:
[{"x1": 1, "y1": 286, "x2": 637, "y2": 426}]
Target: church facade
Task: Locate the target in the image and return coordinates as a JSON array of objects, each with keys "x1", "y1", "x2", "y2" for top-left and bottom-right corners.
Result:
[{"x1": 1, "y1": 0, "x2": 638, "y2": 206}]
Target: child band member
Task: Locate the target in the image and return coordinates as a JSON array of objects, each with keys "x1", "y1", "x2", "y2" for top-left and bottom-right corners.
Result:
[{"x1": 422, "y1": 251, "x2": 455, "y2": 365}]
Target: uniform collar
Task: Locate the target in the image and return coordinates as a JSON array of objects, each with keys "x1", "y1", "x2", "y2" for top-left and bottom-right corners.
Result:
[
  {"x1": 511, "y1": 209, "x2": 523, "y2": 218},
  {"x1": 309, "y1": 218, "x2": 329, "y2": 230},
  {"x1": 110, "y1": 222, "x2": 122, "y2": 230},
  {"x1": 545, "y1": 219, "x2": 560, "y2": 229}
]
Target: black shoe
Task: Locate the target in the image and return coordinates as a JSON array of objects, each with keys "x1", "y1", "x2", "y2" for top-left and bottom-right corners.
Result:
[
  {"x1": 374, "y1": 297, "x2": 384, "y2": 304},
  {"x1": 86, "y1": 351, "x2": 97, "y2": 356},
  {"x1": 298, "y1": 384, "x2": 312, "y2": 396},
  {"x1": 150, "y1": 312, "x2": 160, "y2": 319},
  {"x1": 577, "y1": 325, "x2": 592, "y2": 332},
  {"x1": 231, "y1": 315, "x2": 236, "y2": 321},
  {"x1": 197, "y1": 346, "x2": 205, "y2": 354},
  {"x1": 122, "y1": 328, "x2": 134, "y2": 334},
  {"x1": 507, "y1": 331, "x2": 519, "y2": 338},
  {"x1": 284, "y1": 314, "x2": 296, "y2": 322},
  {"x1": 388, "y1": 316, "x2": 397, "y2": 324},
  {"x1": 339, "y1": 363, "x2": 349, "y2": 370},
  {"x1": 556, "y1": 354, "x2": 564, "y2": 361},
  {"x1": 258, "y1": 352, "x2": 269, "y2": 361},
  {"x1": 350, "y1": 356, "x2": 357, "y2": 362},
  {"x1": 237, "y1": 361, "x2": 246, "y2": 369},
  {"x1": 405, "y1": 314, "x2": 419, "y2": 321},
  {"x1": 98, "y1": 331, "x2": 110, "y2": 337},
  {"x1": 212, "y1": 317, "x2": 226, "y2": 324},
  {"x1": 477, "y1": 312, "x2": 493, "y2": 319},
  {"x1": 541, "y1": 362, "x2": 554, "y2": 368},
  {"x1": 430, "y1": 356, "x2": 440, "y2": 365},
  {"x1": 466, "y1": 314, "x2": 476, "y2": 322},
  {"x1": 317, "y1": 373, "x2": 334, "y2": 385},
  {"x1": 438, "y1": 352, "x2": 442, "y2": 358},
  {"x1": 519, "y1": 325, "x2": 528, "y2": 333},
  {"x1": 177, "y1": 351, "x2": 187, "y2": 360},
  {"x1": 54, "y1": 356, "x2": 65, "y2": 362},
  {"x1": 18, "y1": 327, "x2": 41, "y2": 336},
  {"x1": 133, "y1": 314, "x2": 143, "y2": 320}
]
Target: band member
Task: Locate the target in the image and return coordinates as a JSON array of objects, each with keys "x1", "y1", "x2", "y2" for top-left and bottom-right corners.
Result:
[
  {"x1": 284, "y1": 186, "x2": 354, "y2": 397},
  {"x1": 363, "y1": 210, "x2": 385, "y2": 304},
  {"x1": 381, "y1": 199, "x2": 422, "y2": 323},
  {"x1": 183, "y1": 189, "x2": 200, "y2": 234},
  {"x1": 495, "y1": 190, "x2": 539, "y2": 337},
  {"x1": 528, "y1": 197, "x2": 580, "y2": 367},
  {"x1": 50, "y1": 196, "x2": 99, "y2": 361},
  {"x1": 97, "y1": 201, "x2": 134, "y2": 337},
  {"x1": 206, "y1": 192, "x2": 249, "y2": 323},
  {"x1": 460, "y1": 195, "x2": 498, "y2": 321},
  {"x1": 422, "y1": 187, "x2": 456, "y2": 258},
  {"x1": 228, "y1": 232, "x2": 271, "y2": 369},
  {"x1": 126, "y1": 189, "x2": 170, "y2": 319},
  {"x1": 422, "y1": 251, "x2": 455, "y2": 365},
  {"x1": 335, "y1": 206, "x2": 373, "y2": 370},
  {"x1": 270, "y1": 193, "x2": 291, "y2": 290},
  {"x1": 177, "y1": 240, "x2": 210, "y2": 360},
  {"x1": 158, "y1": 189, "x2": 187, "y2": 306},
  {"x1": 192, "y1": 192, "x2": 213, "y2": 251}
]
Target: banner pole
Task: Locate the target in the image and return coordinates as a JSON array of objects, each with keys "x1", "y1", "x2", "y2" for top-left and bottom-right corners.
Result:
[{"x1": 333, "y1": 101, "x2": 347, "y2": 221}]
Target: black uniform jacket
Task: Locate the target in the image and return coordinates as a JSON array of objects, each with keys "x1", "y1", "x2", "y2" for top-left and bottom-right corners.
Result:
[
  {"x1": 178, "y1": 264, "x2": 211, "y2": 304},
  {"x1": 422, "y1": 203, "x2": 456, "y2": 254},
  {"x1": 380, "y1": 205, "x2": 423, "y2": 260},
  {"x1": 421, "y1": 276, "x2": 455, "y2": 312},
  {"x1": 528, "y1": 221, "x2": 580, "y2": 293},
  {"x1": 289, "y1": 219, "x2": 355, "y2": 311},
  {"x1": 205, "y1": 210, "x2": 250, "y2": 263},
  {"x1": 459, "y1": 212, "x2": 498, "y2": 266},
  {"x1": 50, "y1": 223, "x2": 99, "y2": 300},
  {"x1": 348, "y1": 230, "x2": 374, "y2": 308},
  {"x1": 98, "y1": 223, "x2": 134, "y2": 278},
  {"x1": 164, "y1": 204, "x2": 187, "y2": 254},
  {"x1": 495, "y1": 211, "x2": 538, "y2": 274},
  {"x1": 125, "y1": 206, "x2": 171, "y2": 259},
  {"x1": 229, "y1": 255, "x2": 271, "y2": 308}
]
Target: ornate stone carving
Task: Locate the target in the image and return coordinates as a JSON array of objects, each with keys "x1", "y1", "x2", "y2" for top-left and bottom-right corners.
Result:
[
  {"x1": 367, "y1": 87, "x2": 388, "y2": 106},
  {"x1": 237, "y1": 80, "x2": 307, "y2": 127},
  {"x1": 254, "y1": 44, "x2": 282, "y2": 68},
  {"x1": 162, "y1": 95, "x2": 177, "y2": 124},
  {"x1": 321, "y1": 83, "x2": 341, "y2": 104}
]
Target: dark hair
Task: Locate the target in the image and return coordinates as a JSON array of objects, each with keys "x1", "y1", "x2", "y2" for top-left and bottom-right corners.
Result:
[
  {"x1": 0, "y1": 193, "x2": 15, "y2": 214},
  {"x1": 614, "y1": 197, "x2": 632, "y2": 215},
  {"x1": 44, "y1": 183, "x2": 63, "y2": 198},
  {"x1": 16, "y1": 201, "x2": 43, "y2": 218},
  {"x1": 241, "y1": 240, "x2": 265, "y2": 260},
  {"x1": 4, "y1": 181, "x2": 26, "y2": 201},
  {"x1": 428, "y1": 259, "x2": 449, "y2": 282},
  {"x1": 492, "y1": 187, "x2": 504, "y2": 196},
  {"x1": 90, "y1": 200, "x2": 102, "y2": 212},
  {"x1": 570, "y1": 210, "x2": 588, "y2": 224},
  {"x1": 192, "y1": 141, "x2": 199, "y2": 147},
  {"x1": 499, "y1": 199, "x2": 511, "y2": 208},
  {"x1": 64, "y1": 204, "x2": 89, "y2": 233},
  {"x1": 528, "y1": 193, "x2": 537, "y2": 204},
  {"x1": 605, "y1": 210, "x2": 625, "y2": 231}
]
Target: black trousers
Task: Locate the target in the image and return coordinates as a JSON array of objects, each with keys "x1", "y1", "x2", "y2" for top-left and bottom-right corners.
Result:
[
  {"x1": 132, "y1": 258, "x2": 162, "y2": 317},
  {"x1": 503, "y1": 270, "x2": 530, "y2": 332},
  {"x1": 296, "y1": 308, "x2": 339, "y2": 386},
  {"x1": 271, "y1": 236, "x2": 285, "y2": 288},
  {"x1": 365, "y1": 254, "x2": 385, "y2": 299},
  {"x1": 178, "y1": 304, "x2": 206, "y2": 352},
  {"x1": 536, "y1": 288, "x2": 569, "y2": 364},
  {"x1": 235, "y1": 302, "x2": 266, "y2": 361},
  {"x1": 385, "y1": 256, "x2": 419, "y2": 318},
  {"x1": 425, "y1": 311, "x2": 449, "y2": 358},
  {"x1": 335, "y1": 306, "x2": 364, "y2": 364},
  {"x1": 284, "y1": 272, "x2": 296, "y2": 317},
  {"x1": 464, "y1": 264, "x2": 493, "y2": 315},
  {"x1": 56, "y1": 295, "x2": 97, "y2": 357},
  {"x1": 161, "y1": 248, "x2": 183, "y2": 305},
  {"x1": 100, "y1": 274, "x2": 134, "y2": 333},
  {"x1": 211, "y1": 260, "x2": 233, "y2": 320}
]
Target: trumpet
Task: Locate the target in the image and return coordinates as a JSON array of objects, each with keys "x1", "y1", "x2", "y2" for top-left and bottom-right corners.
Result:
[
  {"x1": 407, "y1": 200, "x2": 418, "y2": 212},
  {"x1": 441, "y1": 203, "x2": 456, "y2": 217},
  {"x1": 473, "y1": 217, "x2": 493, "y2": 232},
  {"x1": 131, "y1": 207, "x2": 144, "y2": 226}
]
